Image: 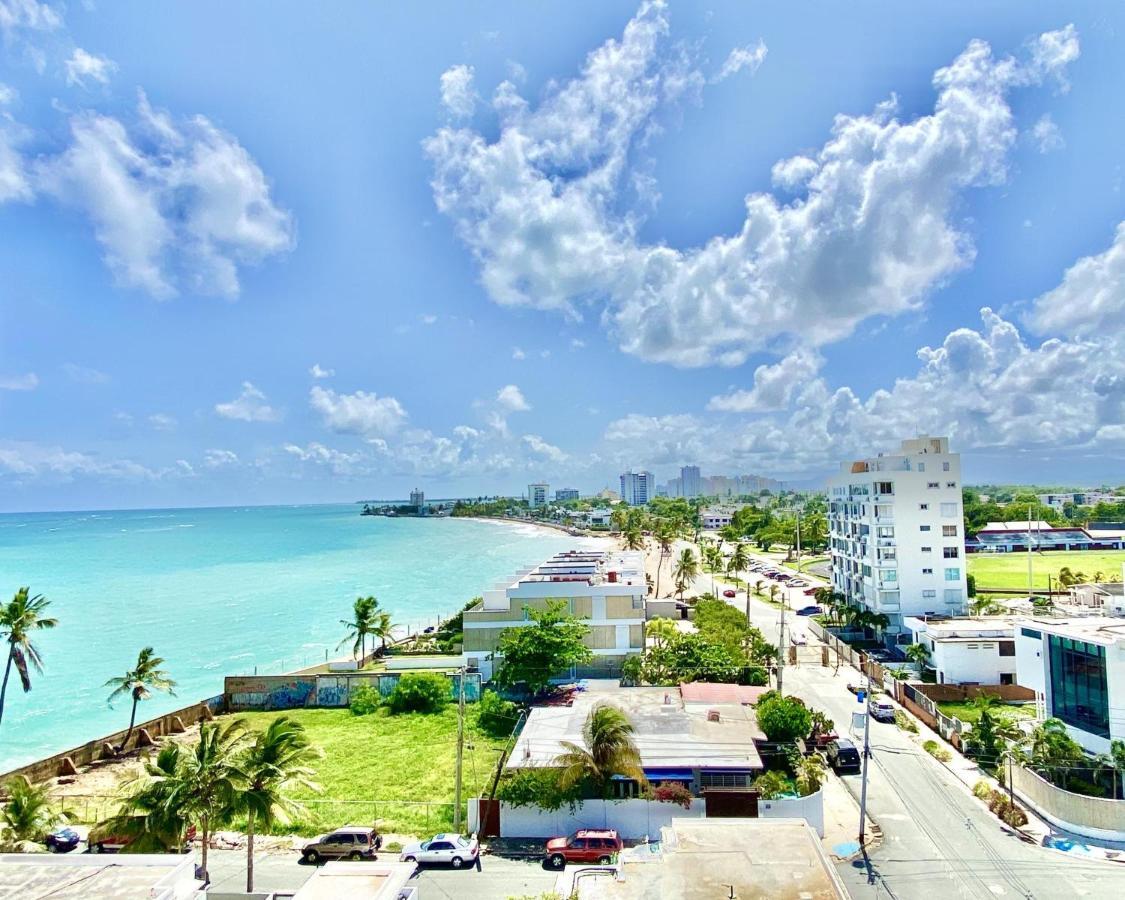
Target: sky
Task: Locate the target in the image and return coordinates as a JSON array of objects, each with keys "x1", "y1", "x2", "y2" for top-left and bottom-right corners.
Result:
[{"x1": 0, "y1": 0, "x2": 1123, "y2": 511}]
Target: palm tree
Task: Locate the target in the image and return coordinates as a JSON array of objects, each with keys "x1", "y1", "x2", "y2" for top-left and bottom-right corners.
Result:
[
  {"x1": 370, "y1": 610, "x2": 395, "y2": 657},
  {"x1": 554, "y1": 703, "x2": 645, "y2": 798},
  {"x1": 970, "y1": 596, "x2": 1002, "y2": 617},
  {"x1": 672, "y1": 548, "x2": 699, "y2": 600},
  {"x1": 795, "y1": 754, "x2": 826, "y2": 797},
  {"x1": 339, "y1": 596, "x2": 378, "y2": 661},
  {"x1": 105, "y1": 647, "x2": 177, "y2": 752},
  {"x1": 653, "y1": 522, "x2": 675, "y2": 598},
  {"x1": 768, "y1": 584, "x2": 781, "y2": 606},
  {"x1": 623, "y1": 527, "x2": 644, "y2": 551},
  {"x1": 0, "y1": 777, "x2": 58, "y2": 848},
  {"x1": 702, "y1": 545, "x2": 722, "y2": 596},
  {"x1": 238, "y1": 717, "x2": 322, "y2": 892},
  {"x1": 904, "y1": 642, "x2": 931, "y2": 670},
  {"x1": 727, "y1": 543, "x2": 750, "y2": 595},
  {"x1": 0, "y1": 588, "x2": 58, "y2": 728},
  {"x1": 646, "y1": 617, "x2": 678, "y2": 650},
  {"x1": 95, "y1": 743, "x2": 194, "y2": 853}
]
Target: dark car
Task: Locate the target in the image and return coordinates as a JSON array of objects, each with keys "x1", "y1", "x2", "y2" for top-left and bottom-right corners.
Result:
[
  {"x1": 803, "y1": 587, "x2": 819, "y2": 596},
  {"x1": 722, "y1": 589, "x2": 737, "y2": 598},
  {"x1": 45, "y1": 827, "x2": 82, "y2": 853},
  {"x1": 796, "y1": 605, "x2": 822, "y2": 616},
  {"x1": 826, "y1": 738, "x2": 862, "y2": 774}
]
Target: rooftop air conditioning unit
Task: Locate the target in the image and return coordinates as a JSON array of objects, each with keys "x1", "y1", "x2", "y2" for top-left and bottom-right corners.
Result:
[{"x1": 707, "y1": 709, "x2": 721, "y2": 723}]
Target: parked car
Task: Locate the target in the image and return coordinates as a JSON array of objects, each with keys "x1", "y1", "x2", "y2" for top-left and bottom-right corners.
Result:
[
  {"x1": 45, "y1": 827, "x2": 81, "y2": 853},
  {"x1": 796, "y1": 605, "x2": 822, "y2": 616},
  {"x1": 790, "y1": 633, "x2": 807, "y2": 646},
  {"x1": 400, "y1": 833, "x2": 479, "y2": 868},
  {"x1": 89, "y1": 824, "x2": 196, "y2": 854},
  {"x1": 869, "y1": 697, "x2": 896, "y2": 723},
  {"x1": 789, "y1": 580, "x2": 808, "y2": 587},
  {"x1": 722, "y1": 589, "x2": 737, "y2": 598},
  {"x1": 826, "y1": 738, "x2": 862, "y2": 774},
  {"x1": 803, "y1": 587, "x2": 819, "y2": 596},
  {"x1": 300, "y1": 825, "x2": 382, "y2": 863},
  {"x1": 545, "y1": 829, "x2": 623, "y2": 868}
]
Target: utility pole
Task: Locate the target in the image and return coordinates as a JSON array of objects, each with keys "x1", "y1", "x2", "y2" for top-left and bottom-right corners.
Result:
[
  {"x1": 858, "y1": 669, "x2": 872, "y2": 844},
  {"x1": 1027, "y1": 504, "x2": 1034, "y2": 600},
  {"x1": 453, "y1": 667, "x2": 466, "y2": 831}
]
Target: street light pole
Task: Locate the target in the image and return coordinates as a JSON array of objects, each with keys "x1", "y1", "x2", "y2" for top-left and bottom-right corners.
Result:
[
  {"x1": 453, "y1": 667, "x2": 466, "y2": 831},
  {"x1": 858, "y1": 670, "x2": 872, "y2": 844}
]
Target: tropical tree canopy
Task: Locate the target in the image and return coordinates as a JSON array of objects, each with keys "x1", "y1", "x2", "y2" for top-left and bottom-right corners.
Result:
[
  {"x1": 554, "y1": 703, "x2": 645, "y2": 798},
  {"x1": 0, "y1": 777, "x2": 59, "y2": 847},
  {"x1": 0, "y1": 588, "x2": 58, "y2": 727},
  {"x1": 494, "y1": 600, "x2": 593, "y2": 694}
]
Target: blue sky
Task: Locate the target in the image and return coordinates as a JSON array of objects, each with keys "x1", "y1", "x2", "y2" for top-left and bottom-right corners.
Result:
[{"x1": 1, "y1": 0, "x2": 1123, "y2": 511}]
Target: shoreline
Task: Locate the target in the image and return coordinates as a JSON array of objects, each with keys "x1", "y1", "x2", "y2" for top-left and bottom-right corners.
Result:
[{"x1": 456, "y1": 514, "x2": 617, "y2": 542}]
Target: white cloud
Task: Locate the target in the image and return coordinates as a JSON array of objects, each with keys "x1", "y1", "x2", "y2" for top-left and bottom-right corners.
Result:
[
  {"x1": 203, "y1": 448, "x2": 239, "y2": 468},
  {"x1": 1029, "y1": 23, "x2": 1080, "y2": 90},
  {"x1": 426, "y1": 3, "x2": 1079, "y2": 367},
  {"x1": 769, "y1": 155, "x2": 817, "y2": 191},
  {"x1": 1031, "y1": 114, "x2": 1064, "y2": 153},
  {"x1": 62, "y1": 362, "x2": 110, "y2": 384},
  {"x1": 603, "y1": 413, "x2": 718, "y2": 468},
  {"x1": 284, "y1": 441, "x2": 364, "y2": 475},
  {"x1": 0, "y1": 0, "x2": 61, "y2": 37},
  {"x1": 0, "y1": 372, "x2": 37, "y2": 391},
  {"x1": 309, "y1": 385, "x2": 407, "y2": 437},
  {"x1": 0, "y1": 110, "x2": 32, "y2": 203},
  {"x1": 309, "y1": 363, "x2": 334, "y2": 379},
  {"x1": 496, "y1": 384, "x2": 530, "y2": 412},
  {"x1": 511, "y1": 347, "x2": 526, "y2": 360},
  {"x1": 707, "y1": 349, "x2": 821, "y2": 412},
  {"x1": 569, "y1": 338, "x2": 586, "y2": 349},
  {"x1": 1028, "y1": 221, "x2": 1125, "y2": 337},
  {"x1": 64, "y1": 47, "x2": 116, "y2": 87},
  {"x1": 0, "y1": 84, "x2": 15, "y2": 105},
  {"x1": 712, "y1": 40, "x2": 767, "y2": 82},
  {"x1": 440, "y1": 64, "x2": 478, "y2": 118},
  {"x1": 522, "y1": 433, "x2": 567, "y2": 463},
  {"x1": 35, "y1": 91, "x2": 293, "y2": 298},
  {"x1": 148, "y1": 413, "x2": 177, "y2": 431},
  {"x1": 420, "y1": 313, "x2": 438, "y2": 325},
  {"x1": 0, "y1": 439, "x2": 154, "y2": 482},
  {"x1": 215, "y1": 381, "x2": 281, "y2": 422}
]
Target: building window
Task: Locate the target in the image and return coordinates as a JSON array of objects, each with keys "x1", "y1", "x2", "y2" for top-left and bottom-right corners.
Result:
[
  {"x1": 922, "y1": 589, "x2": 936, "y2": 599},
  {"x1": 1000, "y1": 673, "x2": 1015, "y2": 685},
  {"x1": 875, "y1": 481, "x2": 893, "y2": 494},
  {"x1": 944, "y1": 588, "x2": 962, "y2": 604},
  {"x1": 700, "y1": 771, "x2": 751, "y2": 789},
  {"x1": 1021, "y1": 627, "x2": 1042, "y2": 640},
  {"x1": 632, "y1": 596, "x2": 644, "y2": 609},
  {"x1": 927, "y1": 481, "x2": 940, "y2": 489},
  {"x1": 920, "y1": 525, "x2": 931, "y2": 532},
  {"x1": 1048, "y1": 635, "x2": 1110, "y2": 738},
  {"x1": 918, "y1": 462, "x2": 925, "y2": 472},
  {"x1": 919, "y1": 503, "x2": 929, "y2": 511},
  {"x1": 943, "y1": 525, "x2": 958, "y2": 537},
  {"x1": 922, "y1": 568, "x2": 933, "y2": 575},
  {"x1": 942, "y1": 461, "x2": 950, "y2": 472},
  {"x1": 999, "y1": 641, "x2": 1015, "y2": 657},
  {"x1": 943, "y1": 547, "x2": 959, "y2": 559},
  {"x1": 946, "y1": 481, "x2": 957, "y2": 488},
  {"x1": 940, "y1": 502, "x2": 958, "y2": 517},
  {"x1": 944, "y1": 568, "x2": 960, "y2": 581}
]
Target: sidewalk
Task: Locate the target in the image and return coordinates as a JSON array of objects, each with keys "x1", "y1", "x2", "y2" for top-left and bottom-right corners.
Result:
[{"x1": 820, "y1": 771, "x2": 879, "y2": 860}]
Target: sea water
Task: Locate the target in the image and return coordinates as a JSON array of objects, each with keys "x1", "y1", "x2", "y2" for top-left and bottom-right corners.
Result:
[{"x1": 0, "y1": 504, "x2": 580, "y2": 771}]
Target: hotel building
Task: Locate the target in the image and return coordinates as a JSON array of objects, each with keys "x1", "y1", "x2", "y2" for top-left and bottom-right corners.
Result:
[
  {"x1": 462, "y1": 549, "x2": 647, "y2": 680},
  {"x1": 527, "y1": 482, "x2": 549, "y2": 508},
  {"x1": 620, "y1": 471, "x2": 655, "y2": 506},
  {"x1": 828, "y1": 435, "x2": 967, "y2": 632}
]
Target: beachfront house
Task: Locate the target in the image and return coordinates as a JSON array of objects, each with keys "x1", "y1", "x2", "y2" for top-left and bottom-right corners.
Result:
[{"x1": 462, "y1": 550, "x2": 648, "y2": 680}]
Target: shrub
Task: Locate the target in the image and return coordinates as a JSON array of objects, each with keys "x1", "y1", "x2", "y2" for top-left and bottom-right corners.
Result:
[
  {"x1": 752, "y1": 770, "x2": 792, "y2": 800},
  {"x1": 497, "y1": 768, "x2": 582, "y2": 812},
  {"x1": 923, "y1": 740, "x2": 952, "y2": 763},
  {"x1": 477, "y1": 690, "x2": 519, "y2": 737},
  {"x1": 1000, "y1": 804, "x2": 1028, "y2": 828},
  {"x1": 972, "y1": 780, "x2": 994, "y2": 800},
  {"x1": 894, "y1": 710, "x2": 918, "y2": 733},
  {"x1": 348, "y1": 683, "x2": 382, "y2": 716},
  {"x1": 386, "y1": 673, "x2": 450, "y2": 714},
  {"x1": 755, "y1": 692, "x2": 813, "y2": 743},
  {"x1": 650, "y1": 781, "x2": 693, "y2": 809}
]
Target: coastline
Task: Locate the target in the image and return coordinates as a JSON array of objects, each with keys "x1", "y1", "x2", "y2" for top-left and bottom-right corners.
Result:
[{"x1": 457, "y1": 514, "x2": 617, "y2": 543}]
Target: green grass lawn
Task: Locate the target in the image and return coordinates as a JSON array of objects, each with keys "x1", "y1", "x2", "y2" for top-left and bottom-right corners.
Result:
[
  {"x1": 935, "y1": 701, "x2": 1037, "y2": 726},
  {"x1": 968, "y1": 550, "x2": 1125, "y2": 591},
  {"x1": 229, "y1": 706, "x2": 509, "y2": 837}
]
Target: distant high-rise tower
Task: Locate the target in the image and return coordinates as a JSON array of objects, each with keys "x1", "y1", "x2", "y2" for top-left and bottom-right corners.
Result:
[
  {"x1": 619, "y1": 471, "x2": 654, "y2": 506},
  {"x1": 410, "y1": 488, "x2": 424, "y2": 509},
  {"x1": 528, "y1": 483, "x2": 549, "y2": 508},
  {"x1": 681, "y1": 465, "x2": 702, "y2": 498}
]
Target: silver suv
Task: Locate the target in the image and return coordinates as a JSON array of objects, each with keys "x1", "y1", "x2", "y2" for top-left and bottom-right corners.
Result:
[{"x1": 300, "y1": 825, "x2": 382, "y2": 863}]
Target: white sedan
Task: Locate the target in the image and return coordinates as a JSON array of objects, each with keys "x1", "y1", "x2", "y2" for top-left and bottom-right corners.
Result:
[{"x1": 400, "y1": 833, "x2": 480, "y2": 868}]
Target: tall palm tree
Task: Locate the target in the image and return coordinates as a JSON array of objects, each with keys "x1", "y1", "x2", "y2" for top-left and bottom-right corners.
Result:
[
  {"x1": 238, "y1": 717, "x2": 321, "y2": 892},
  {"x1": 653, "y1": 522, "x2": 675, "y2": 598},
  {"x1": 623, "y1": 527, "x2": 644, "y2": 551},
  {"x1": 339, "y1": 596, "x2": 378, "y2": 661},
  {"x1": 105, "y1": 647, "x2": 177, "y2": 752},
  {"x1": 702, "y1": 545, "x2": 722, "y2": 596},
  {"x1": 555, "y1": 703, "x2": 645, "y2": 798},
  {"x1": 904, "y1": 642, "x2": 930, "y2": 670},
  {"x1": 94, "y1": 743, "x2": 193, "y2": 853},
  {"x1": 0, "y1": 588, "x2": 57, "y2": 728},
  {"x1": 0, "y1": 777, "x2": 58, "y2": 848},
  {"x1": 727, "y1": 543, "x2": 750, "y2": 596},
  {"x1": 672, "y1": 548, "x2": 699, "y2": 600},
  {"x1": 370, "y1": 611, "x2": 395, "y2": 656}
]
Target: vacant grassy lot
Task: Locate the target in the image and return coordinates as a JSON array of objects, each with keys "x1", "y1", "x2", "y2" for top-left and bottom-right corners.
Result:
[
  {"x1": 936, "y1": 701, "x2": 1037, "y2": 726},
  {"x1": 231, "y1": 706, "x2": 510, "y2": 837},
  {"x1": 968, "y1": 550, "x2": 1125, "y2": 591}
]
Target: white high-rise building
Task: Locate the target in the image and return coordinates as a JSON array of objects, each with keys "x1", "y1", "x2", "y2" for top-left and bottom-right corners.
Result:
[
  {"x1": 619, "y1": 471, "x2": 654, "y2": 506},
  {"x1": 680, "y1": 465, "x2": 702, "y2": 498},
  {"x1": 528, "y1": 482, "x2": 549, "y2": 508},
  {"x1": 828, "y1": 436, "x2": 967, "y2": 632},
  {"x1": 409, "y1": 488, "x2": 424, "y2": 509}
]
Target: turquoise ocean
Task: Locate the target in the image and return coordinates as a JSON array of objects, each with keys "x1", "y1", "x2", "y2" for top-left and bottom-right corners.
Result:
[{"x1": 0, "y1": 505, "x2": 580, "y2": 771}]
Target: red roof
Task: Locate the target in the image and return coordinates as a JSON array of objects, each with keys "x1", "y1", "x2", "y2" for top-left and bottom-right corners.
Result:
[{"x1": 678, "y1": 682, "x2": 768, "y2": 705}]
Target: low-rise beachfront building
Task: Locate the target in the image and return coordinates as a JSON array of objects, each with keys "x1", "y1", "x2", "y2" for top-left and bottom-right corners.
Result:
[
  {"x1": 555, "y1": 487, "x2": 580, "y2": 502},
  {"x1": 462, "y1": 549, "x2": 648, "y2": 680},
  {"x1": 701, "y1": 506, "x2": 736, "y2": 530},
  {"x1": 1015, "y1": 617, "x2": 1125, "y2": 754},
  {"x1": 903, "y1": 616, "x2": 1018, "y2": 685}
]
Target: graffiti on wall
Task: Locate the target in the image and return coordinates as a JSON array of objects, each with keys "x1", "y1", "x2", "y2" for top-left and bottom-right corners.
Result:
[{"x1": 225, "y1": 672, "x2": 482, "y2": 711}]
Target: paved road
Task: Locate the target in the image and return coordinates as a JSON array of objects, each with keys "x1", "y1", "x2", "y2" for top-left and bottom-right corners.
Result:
[{"x1": 715, "y1": 555, "x2": 1125, "y2": 900}]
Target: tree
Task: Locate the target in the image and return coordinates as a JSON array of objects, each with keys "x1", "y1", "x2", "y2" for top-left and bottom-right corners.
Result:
[
  {"x1": 95, "y1": 743, "x2": 196, "y2": 853},
  {"x1": 727, "y1": 543, "x2": 750, "y2": 596},
  {"x1": 0, "y1": 777, "x2": 58, "y2": 848},
  {"x1": 339, "y1": 596, "x2": 378, "y2": 661},
  {"x1": 0, "y1": 588, "x2": 57, "y2": 729},
  {"x1": 703, "y1": 545, "x2": 723, "y2": 596},
  {"x1": 370, "y1": 610, "x2": 395, "y2": 656},
  {"x1": 623, "y1": 527, "x2": 644, "y2": 551},
  {"x1": 904, "y1": 643, "x2": 931, "y2": 670},
  {"x1": 755, "y1": 691, "x2": 812, "y2": 743},
  {"x1": 554, "y1": 703, "x2": 645, "y2": 798},
  {"x1": 646, "y1": 617, "x2": 679, "y2": 650},
  {"x1": 970, "y1": 596, "x2": 1002, "y2": 617},
  {"x1": 672, "y1": 548, "x2": 699, "y2": 600},
  {"x1": 494, "y1": 601, "x2": 593, "y2": 695},
  {"x1": 238, "y1": 716, "x2": 321, "y2": 892},
  {"x1": 795, "y1": 754, "x2": 826, "y2": 796},
  {"x1": 751, "y1": 770, "x2": 790, "y2": 799},
  {"x1": 654, "y1": 522, "x2": 676, "y2": 598},
  {"x1": 105, "y1": 647, "x2": 177, "y2": 752}
]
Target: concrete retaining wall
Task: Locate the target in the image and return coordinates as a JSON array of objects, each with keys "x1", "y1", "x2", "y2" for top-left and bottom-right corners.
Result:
[
  {"x1": 759, "y1": 789, "x2": 825, "y2": 837},
  {"x1": 497, "y1": 797, "x2": 707, "y2": 839},
  {"x1": 224, "y1": 671, "x2": 481, "y2": 711},
  {"x1": 1012, "y1": 764, "x2": 1125, "y2": 841}
]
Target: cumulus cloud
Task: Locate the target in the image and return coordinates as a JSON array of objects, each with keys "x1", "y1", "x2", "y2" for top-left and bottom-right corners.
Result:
[
  {"x1": 309, "y1": 385, "x2": 407, "y2": 437},
  {"x1": 309, "y1": 363, "x2": 334, "y2": 379},
  {"x1": 0, "y1": 110, "x2": 32, "y2": 203},
  {"x1": 35, "y1": 91, "x2": 293, "y2": 298},
  {"x1": 0, "y1": 372, "x2": 38, "y2": 390},
  {"x1": 440, "y1": 64, "x2": 478, "y2": 118},
  {"x1": 426, "y1": 2, "x2": 1079, "y2": 367},
  {"x1": 511, "y1": 347, "x2": 526, "y2": 360},
  {"x1": 707, "y1": 349, "x2": 821, "y2": 412},
  {"x1": 522, "y1": 433, "x2": 567, "y2": 463},
  {"x1": 284, "y1": 441, "x2": 364, "y2": 474},
  {"x1": 496, "y1": 384, "x2": 530, "y2": 412},
  {"x1": 215, "y1": 381, "x2": 281, "y2": 422},
  {"x1": 1028, "y1": 221, "x2": 1125, "y2": 337},
  {"x1": 64, "y1": 48, "x2": 116, "y2": 87},
  {"x1": 148, "y1": 412, "x2": 177, "y2": 431},
  {"x1": 0, "y1": 0, "x2": 61, "y2": 37},
  {"x1": 712, "y1": 40, "x2": 767, "y2": 82},
  {"x1": 1031, "y1": 114, "x2": 1064, "y2": 153},
  {"x1": 0, "y1": 439, "x2": 154, "y2": 482},
  {"x1": 203, "y1": 448, "x2": 239, "y2": 468}
]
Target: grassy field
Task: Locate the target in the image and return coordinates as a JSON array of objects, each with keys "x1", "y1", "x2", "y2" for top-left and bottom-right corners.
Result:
[
  {"x1": 230, "y1": 706, "x2": 510, "y2": 837},
  {"x1": 968, "y1": 550, "x2": 1125, "y2": 591},
  {"x1": 936, "y1": 701, "x2": 1037, "y2": 726}
]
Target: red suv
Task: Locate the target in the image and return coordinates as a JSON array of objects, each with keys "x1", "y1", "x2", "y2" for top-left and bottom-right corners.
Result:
[{"x1": 545, "y1": 829, "x2": 622, "y2": 868}]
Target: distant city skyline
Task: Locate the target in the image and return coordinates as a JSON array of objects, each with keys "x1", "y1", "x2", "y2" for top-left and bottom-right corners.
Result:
[{"x1": 2, "y1": 2, "x2": 1123, "y2": 512}]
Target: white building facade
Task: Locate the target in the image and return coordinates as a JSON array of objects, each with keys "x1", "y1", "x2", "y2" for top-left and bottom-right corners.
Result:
[
  {"x1": 828, "y1": 436, "x2": 967, "y2": 632},
  {"x1": 681, "y1": 465, "x2": 702, "y2": 499},
  {"x1": 528, "y1": 483, "x2": 549, "y2": 508},
  {"x1": 620, "y1": 471, "x2": 655, "y2": 506},
  {"x1": 904, "y1": 616, "x2": 1017, "y2": 685}
]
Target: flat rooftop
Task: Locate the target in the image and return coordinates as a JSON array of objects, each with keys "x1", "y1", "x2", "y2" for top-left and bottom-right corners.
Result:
[
  {"x1": 508, "y1": 688, "x2": 764, "y2": 772},
  {"x1": 905, "y1": 616, "x2": 1017, "y2": 639},
  {"x1": 572, "y1": 818, "x2": 847, "y2": 900},
  {"x1": 1019, "y1": 616, "x2": 1125, "y2": 645},
  {"x1": 292, "y1": 860, "x2": 415, "y2": 900},
  {"x1": 0, "y1": 854, "x2": 195, "y2": 899}
]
